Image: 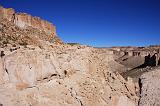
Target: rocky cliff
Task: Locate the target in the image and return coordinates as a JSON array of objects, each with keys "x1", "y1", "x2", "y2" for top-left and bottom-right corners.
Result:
[{"x1": 0, "y1": 6, "x2": 56, "y2": 41}]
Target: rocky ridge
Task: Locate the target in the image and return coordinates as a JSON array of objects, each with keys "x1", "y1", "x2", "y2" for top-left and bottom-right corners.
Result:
[
  {"x1": 0, "y1": 6, "x2": 58, "y2": 42},
  {"x1": 0, "y1": 44, "x2": 139, "y2": 106}
]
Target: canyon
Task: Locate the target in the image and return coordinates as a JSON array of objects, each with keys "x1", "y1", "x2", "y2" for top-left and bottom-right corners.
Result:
[{"x1": 0, "y1": 6, "x2": 160, "y2": 106}]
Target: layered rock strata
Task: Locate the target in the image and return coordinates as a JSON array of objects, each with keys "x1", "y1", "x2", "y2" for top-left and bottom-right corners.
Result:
[{"x1": 0, "y1": 6, "x2": 56, "y2": 41}]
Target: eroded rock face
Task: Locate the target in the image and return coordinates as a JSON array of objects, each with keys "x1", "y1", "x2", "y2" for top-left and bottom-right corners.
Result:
[
  {"x1": 139, "y1": 67, "x2": 160, "y2": 106},
  {"x1": 0, "y1": 45, "x2": 139, "y2": 106},
  {"x1": 14, "y1": 13, "x2": 56, "y2": 35},
  {"x1": 0, "y1": 18, "x2": 62, "y2": 47},
  {"x1": 0, "y1": 7, "x2": 15, "y2": 21},
  {"x1": 0, "y1": 6, "x2": 56, "y2": 41}
]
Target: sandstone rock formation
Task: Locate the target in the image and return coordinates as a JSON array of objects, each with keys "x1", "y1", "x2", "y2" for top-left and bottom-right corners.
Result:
[
  {"x1": 111, "y1": 46, "x2": 160, "y2": 80},
  {"x1": 0, "y1": 6, "x2": 57, "y2": 42},
  {"x1": 0, "y1": 17, "x2": 62, "y2": 47},
  {"x1": 14, "y1": 13, "x2": 56, "y2": 35},
  {"x1": 0, "y1": 6, "x2": 15, "y2": 21},
  {"x1": 139, "y1": 67, "x2": 160, "y2": 106},
  {"x1": 0, "y1": 44, "x2": 139, "y2": 106}
]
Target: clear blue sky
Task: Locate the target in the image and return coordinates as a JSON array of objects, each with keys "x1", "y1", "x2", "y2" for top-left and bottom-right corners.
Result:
[{"x1": 0, "y1": 0, "x2": 160, "y2": 47}]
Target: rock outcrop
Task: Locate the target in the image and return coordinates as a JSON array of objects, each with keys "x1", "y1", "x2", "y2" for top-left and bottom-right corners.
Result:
[
  {"x1": 14, "y1": 13, "x2": 56, "y2": 35},
  {"x1": 0, "y1": 17, "x2": 62, "y2": 47},
  {"x1": 0, "y1": 44, "x2": 139, "y2": 106},
  {"x1": 0, "y1": 6, "x2": 15, "y2": 21},
  {"x1": 111, "y1": 46, "x2": 160, "y2": 75},
  {"x1": 0, "y1": 6, "x2": 56, "y2": 41},
  {"x1": 139, "y1": 67, "x2": 160, "y2": 106}
]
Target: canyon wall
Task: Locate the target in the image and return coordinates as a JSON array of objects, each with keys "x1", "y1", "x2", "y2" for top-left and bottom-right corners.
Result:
[
  {"x1": 0, "y1": 7, "x2": 15, "y2": 21},
  {"x1": 112, "y1": 47, "x2": 160, "y2": 69},
  {"x1": 0, "y1": 6, "x2": 56, "y2": 41}
]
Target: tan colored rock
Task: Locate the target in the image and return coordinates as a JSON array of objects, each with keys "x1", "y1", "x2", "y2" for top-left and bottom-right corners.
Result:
[
  {"x1": 14, "y1": 13, "x2": 56, "y2": 35},
  {"x1": 0, "y1": 58, "x2": 4, "y2": 84},
  {"x1": 139, "y1": 67, "x2": 160, "y2": 106},
  {"x1": 3, "y1": 50, "x2": 61, "y2": 88},
  {"x1": 0, "y1": 6, "x2": 15, "y2": 21},
  {"x1": 0, "y1": 45, "x2": 138, "y2": 106},
  {"x1": 0, "y1": 6, "x2": 56, "y2": 41},
  {"x1": 0, "y1": 18, "x2": 62, "y2": 47},
  {"x1": 116, "y1": 96, "x2": 136, "y2": 106}
]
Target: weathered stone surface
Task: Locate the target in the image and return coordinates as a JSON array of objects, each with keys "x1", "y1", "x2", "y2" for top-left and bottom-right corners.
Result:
[
  {"x1": 0, "y1": 44, "x2": 138, "y2": 106},
  {"x1": 0, "y1": 6, "x2": 15, "y2": 21},
  {"x1": 116, "y1": 96, "x2": 136, "y2": 106},
  {"x1": 112, "y1": 46, "x2": 160, "y2": 68},
  {"x1": 0, "y1": 18, "x2": 62, "y2": 47},
  {"x1": 139, "y1": 67, "x2": 160, "y2": 106},
  {"x1": 112, "y1": 46, "x2": 160, "y2": 83},
  {"x1": 14, "y1": 13, "x2": 56, "y2": 35},
  {"x1": 0, "y1": 6, "x2": 56, "y2": 41}
]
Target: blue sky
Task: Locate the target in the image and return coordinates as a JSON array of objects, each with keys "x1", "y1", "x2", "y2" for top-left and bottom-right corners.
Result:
[{"x1": 0, "y1": 0, "x2": 160, "y2": 47}]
